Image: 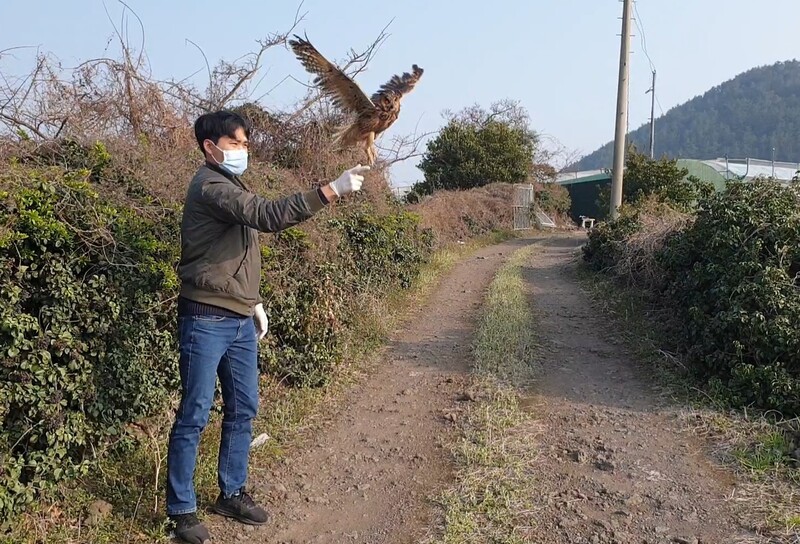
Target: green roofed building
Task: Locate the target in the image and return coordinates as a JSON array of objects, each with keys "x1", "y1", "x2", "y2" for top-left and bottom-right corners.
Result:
[{"x1": 554, "y1": 157, "x2": 800, "y2": 222}]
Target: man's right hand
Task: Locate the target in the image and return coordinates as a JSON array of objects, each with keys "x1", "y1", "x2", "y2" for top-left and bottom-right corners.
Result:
[{"x1": 328, "y1": 164, "x2": 371, "y2": 198}]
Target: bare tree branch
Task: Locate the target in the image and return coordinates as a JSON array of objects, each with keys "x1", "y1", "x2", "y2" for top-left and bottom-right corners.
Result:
[
  {"x1": 114, "y1": 0, "x2": 147, "y2": 69},
  {"x1": 253, "y1": 74, "x2": 293, "y2": 103},
  {"x1": 537, "y1": 132, "x2": 583, "y2": 172},
  {"x1": 0, "y1": 110, "x2": 48, "y2": 139},
  {"x1": 0, "y1": 0, "x2": 404, "y2": 178},
  {"x1": 210, "y1": 2, "x2": 307, "y2": 109},
  {"x1": 341, "y1": 19, "x2": 393, "y2": 78},
  {"x1": 375, "y1": 116, "x2": 436, "y2": 166},
  {"x1": 376, "y1": 131, "x2": 436, "y2": 166},
  {"x1": 184, "y1": 39, "x2": 213, "y2": 103},
  {"x1": 0, "y1": 46, "x2": 39, "y2": 61}
]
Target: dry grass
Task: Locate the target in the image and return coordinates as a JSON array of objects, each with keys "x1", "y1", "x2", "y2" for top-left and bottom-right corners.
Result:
[
  {"x1": 680, "y1": 408, "x2": 800, "y2": 541},
  {"x1": 612, "y1": 198, "x2": 693, "y2": 290}
]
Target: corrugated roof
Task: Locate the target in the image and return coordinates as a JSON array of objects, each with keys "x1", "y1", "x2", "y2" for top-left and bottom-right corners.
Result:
[
  {"x1": 676, "y1": 159, "x2": 727, "y2": 191},
  {"x1": 555, "y1": 170, "x2": 610, "y2": 185},
  {"x1": 556, "y1": 157, "x2": 800, "y2": 186},
  {"x1": 701, "y1": 158, "x2": 799, "y2": 182}
]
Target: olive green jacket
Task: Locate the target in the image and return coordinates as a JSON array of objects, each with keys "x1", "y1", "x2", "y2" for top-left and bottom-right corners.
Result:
[{"x1": 178, "y1": 163, "x2": 326, "y2": 316}]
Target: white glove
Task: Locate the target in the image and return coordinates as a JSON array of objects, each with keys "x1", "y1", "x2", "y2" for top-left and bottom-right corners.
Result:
[
  {"x1": 253, "y1": 303, "x2": 268, "y2": 340},
  {"x1": 328, "y1": 164, "x2": 370, "y2": 197}
]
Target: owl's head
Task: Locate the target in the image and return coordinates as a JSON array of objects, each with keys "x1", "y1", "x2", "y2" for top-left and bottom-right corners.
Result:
[{"x1": 378, "y1": 93, "x2": 399, "y2": 109}]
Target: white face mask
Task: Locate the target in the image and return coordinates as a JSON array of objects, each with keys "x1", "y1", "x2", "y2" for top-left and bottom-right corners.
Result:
[{"x1": 211, "y1": 142, "x2": 248, "y2": 176}]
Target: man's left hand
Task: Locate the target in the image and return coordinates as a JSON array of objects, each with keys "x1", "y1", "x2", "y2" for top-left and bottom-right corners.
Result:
[{"x1": 254, "y1": 303, "x2": 269, "y2": 340}]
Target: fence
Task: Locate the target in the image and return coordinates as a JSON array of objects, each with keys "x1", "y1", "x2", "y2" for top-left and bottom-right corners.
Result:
[
  {"x1": 513, "y1": 184, "x2": 555, "y2": 230},
  {"x1": 513, "y1": 184, "x2": 534, "y2": 230}
]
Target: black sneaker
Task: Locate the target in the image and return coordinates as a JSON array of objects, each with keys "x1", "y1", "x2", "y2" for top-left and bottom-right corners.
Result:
[
  {"x1": 168, "y1": 513, "x2": 211, "y2": 544},
  {"x1": 212, "y1": 489, "x2": 271, "y2": 525}
]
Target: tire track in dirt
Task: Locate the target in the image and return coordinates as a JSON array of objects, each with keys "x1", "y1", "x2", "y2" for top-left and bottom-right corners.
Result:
[
  {"x1": 208, "y1": 237, "x2": 538, "y2": 544},
  {"x1": 519, "y1": 233, "x2": 757, "y2": 544}
]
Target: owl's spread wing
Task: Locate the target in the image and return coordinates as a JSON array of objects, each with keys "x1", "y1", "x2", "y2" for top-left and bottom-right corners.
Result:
[
  {"x1": 371, "y1": 65, "x2": 424, "y2": 104},
  {"x1": 288, "y1": 35, "x2": 375, "y2": 117}
]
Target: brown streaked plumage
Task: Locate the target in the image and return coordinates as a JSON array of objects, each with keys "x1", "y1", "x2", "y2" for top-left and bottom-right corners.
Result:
[{"x1": 288, "y1": 34, "x2": 423, "y2": 165}]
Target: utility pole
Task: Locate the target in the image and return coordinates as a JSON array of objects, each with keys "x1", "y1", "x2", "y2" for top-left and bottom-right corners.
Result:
[
  {"x1": 609, "y1": 0, "x2": 633, "y2": 220},
  {"x1": 646, "y1": 70, "x2": 656, "y2": 159}
]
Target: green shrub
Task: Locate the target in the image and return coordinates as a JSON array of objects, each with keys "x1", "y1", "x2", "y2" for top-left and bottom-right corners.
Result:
[
  {"x1": 258, "y1": 232, "x2": 345, "y2": 388},
  {"x1": 331, "y1": 210, "x2": 433, "y2": 292},
  {"x1": 582, "y1": 205, "x2": 645, "y2": 272},
  {"x1": 586, "y1": 178, "x2": 800, "y2": 416},
  {"x1": 536, "y1": 182, "x2": 571, "y2": 215},
  {"x1": 659, "y1": 180, "x2": 800, "y2": 414},
  {"x1": 596, "y1": 148, "x2": 714, "y2": 216},
  {"x1": 414, "y1": 101, "x2": 539, "y2": 195},
  {"x1": 0, "y1": 167, "x2": 180, "y2": 519},
  {"x1": 20, "y1": 139, "x2": 112, "y2": 183},
  {"x1": 260, "y1": 210, "x2": 433, "y2": 387}
]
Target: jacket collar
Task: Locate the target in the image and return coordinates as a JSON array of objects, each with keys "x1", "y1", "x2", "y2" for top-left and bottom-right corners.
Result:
[{"x1": 204, "y1": 161, "x2": 251, "y2": 192}]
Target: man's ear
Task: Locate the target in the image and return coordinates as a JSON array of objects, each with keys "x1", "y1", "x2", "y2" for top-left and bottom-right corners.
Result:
[{"x1": 203, "y1": 139, "x2": 220, "y2": 162}]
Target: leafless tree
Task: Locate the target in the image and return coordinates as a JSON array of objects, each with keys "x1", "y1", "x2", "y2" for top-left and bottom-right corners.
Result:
[
  {"x1": 375, "y1": 119, "x2": 437, "y2": 166},
  {"x1": 537, "y1": 133, "x2": 583, "y2": 173},
  {"x1": 443, "y1": 98, "x2": 532, "y2": 134},
  {"x1": 0, "y1": 0, "x2": 398, "y2": 155}
]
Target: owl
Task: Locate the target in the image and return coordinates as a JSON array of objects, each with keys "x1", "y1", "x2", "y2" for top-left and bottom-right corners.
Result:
[{"x1": 289, "y1": 34, "x2": 423, "y2": 165}]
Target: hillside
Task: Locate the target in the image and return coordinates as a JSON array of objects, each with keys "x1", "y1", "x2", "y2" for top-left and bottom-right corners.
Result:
[{"x1": 567, "y1": 59, "x2": 800, "y2": 171}]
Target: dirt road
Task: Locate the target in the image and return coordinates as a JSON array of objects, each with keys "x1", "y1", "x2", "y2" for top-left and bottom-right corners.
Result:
[
  {"x1": 517, "y1": 234, "x2": 754, "y2": 543},
  {"x1": 209, "y1": 237, "x2": 536, "y2": 544},
  {"x1": 208, "y1": 233, "x2": 755, "y2": 543}
]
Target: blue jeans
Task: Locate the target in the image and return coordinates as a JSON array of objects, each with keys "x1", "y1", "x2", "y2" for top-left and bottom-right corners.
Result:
[{"x1": 166, "y1": 314, "x2": 259, "y2": 516}]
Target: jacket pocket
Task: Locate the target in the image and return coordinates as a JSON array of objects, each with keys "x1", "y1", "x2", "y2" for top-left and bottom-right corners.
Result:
[{"x1": 230, "y1": 243, "x2": 248, "y2": 280}]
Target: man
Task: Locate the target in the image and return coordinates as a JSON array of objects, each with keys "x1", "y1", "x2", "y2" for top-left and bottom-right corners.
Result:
[{"x1": 167, "y1": 110, "x2": 369, "y2": 544}]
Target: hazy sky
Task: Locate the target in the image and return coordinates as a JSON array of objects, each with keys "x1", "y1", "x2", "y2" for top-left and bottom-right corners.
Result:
[{"x1": 2, "y1": 1, "x2": 798, "y2": 186}]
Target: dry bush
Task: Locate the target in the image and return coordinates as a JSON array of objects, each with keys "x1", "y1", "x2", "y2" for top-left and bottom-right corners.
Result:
[
  {"x1": 611, "y1": 198, "x2": 693, "y2": 290},
  {"x1": 409, "y1": 183, "x2": 515, "y2": 247},
  {"x1": 0, "y1": 3, "x2": 413, "y2": 200},
  {"x1": 584, "y1": 196, "x2": 692, "y2": 290}
]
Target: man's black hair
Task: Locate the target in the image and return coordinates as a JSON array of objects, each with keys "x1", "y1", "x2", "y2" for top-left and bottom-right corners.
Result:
[{"x1": 194, "y1": 110, "x2": 251, "y2": 154}]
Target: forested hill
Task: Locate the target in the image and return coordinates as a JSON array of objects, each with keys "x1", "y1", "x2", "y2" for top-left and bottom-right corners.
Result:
[{"x1": 566, "y1": 60, "x2": 800, "y2": 172}]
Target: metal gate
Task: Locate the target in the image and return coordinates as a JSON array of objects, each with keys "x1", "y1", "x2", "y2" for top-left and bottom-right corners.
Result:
[
  {"x1": 513, "y1": 184, "x2": 534, "y2": 230},
  {"x1": 512, "y1": 184, "x2": 556, "y2": 230}
]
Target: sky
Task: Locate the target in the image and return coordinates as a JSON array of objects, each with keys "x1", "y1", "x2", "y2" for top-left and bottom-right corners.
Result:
[{"x1": 2, "y1": 1, "x2": 799, "y2": 187}]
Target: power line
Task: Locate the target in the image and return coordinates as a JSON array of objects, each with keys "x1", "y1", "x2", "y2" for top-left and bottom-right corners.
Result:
[
  {"x1": 633, "y1": 0, "x2": 656, "y2": 74},
  {"x1": 647, "y1": 70, "x2": 656, "y2": 157},
  {"x1": 634, "y1": 1, "x2": 665, "y2": 121},
  {"x1": 655, "y1": 96, "x2": 665, "y2": 116}
]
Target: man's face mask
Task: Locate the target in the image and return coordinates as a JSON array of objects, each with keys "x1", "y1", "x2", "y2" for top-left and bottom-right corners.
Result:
[{"x1": 210, "y1": 141, "x2": 248, "y2": 176}]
